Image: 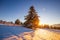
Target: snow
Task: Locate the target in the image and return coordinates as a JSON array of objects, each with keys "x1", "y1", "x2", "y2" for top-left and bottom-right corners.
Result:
[{"x1": 0, "y1": 25, "x2": 60, "y2": 40}]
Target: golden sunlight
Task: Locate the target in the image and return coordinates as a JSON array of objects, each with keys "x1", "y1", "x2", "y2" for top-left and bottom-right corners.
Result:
[
  {"x1": 38, "y1": 20, "x2": 46, "y2": 25},
  {"x1": 38, "y1": 22, "x2": 41, "y2": 25},
  {"x1": 40, "y1": 19, "x2": 48, "y2": 25}
]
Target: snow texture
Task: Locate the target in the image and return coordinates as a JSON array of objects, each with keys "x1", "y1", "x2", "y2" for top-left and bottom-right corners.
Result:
[{"x1": 0, "y1": 25, "x2": 60, "y2": 40}]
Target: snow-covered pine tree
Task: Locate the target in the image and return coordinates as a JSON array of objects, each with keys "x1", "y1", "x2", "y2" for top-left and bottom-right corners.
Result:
[
  {"x1": 24, "y1": 6, "x2": 40, "y2": 29},
  {"x1": 15, "y1": 19, "x2": 22, "y2": 25}
]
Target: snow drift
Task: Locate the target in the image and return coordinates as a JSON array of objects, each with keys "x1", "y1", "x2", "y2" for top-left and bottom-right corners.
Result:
[{"x1": 0, "y1": 25, "x2": 60, "y2": 40}]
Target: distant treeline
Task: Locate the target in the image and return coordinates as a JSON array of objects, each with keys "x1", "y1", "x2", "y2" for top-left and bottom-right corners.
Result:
[
  {"x1": 0, "y1": 20, "x2": 60, "y2": 29},
  {"x1": 40, "y1": 24, "x2": 60, "y2": 30},
  {"x1": 0, "y1": 20, "x2": 13, "y2": 24},
  {"x1": 0, "y1": 20, "x2": 21, "y2": 26}
]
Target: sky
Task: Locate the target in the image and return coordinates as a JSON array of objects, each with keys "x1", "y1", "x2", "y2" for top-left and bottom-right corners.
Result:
[{"x1": 0, "y1": 0, "x2": 60, "y2": 25}]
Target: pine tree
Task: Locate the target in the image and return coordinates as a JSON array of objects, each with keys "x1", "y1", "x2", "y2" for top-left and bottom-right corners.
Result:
[
  {"x1": 15, "y1": 19, "x2": 22, "y2": 25},
  {"x1": 24, "y1": 6, "x2": 40, "y2": 29}
]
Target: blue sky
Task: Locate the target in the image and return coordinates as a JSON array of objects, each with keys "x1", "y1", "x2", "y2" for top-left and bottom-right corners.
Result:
[{"x1": 0, "y1": 0, "x2": 60, "y2": 25}]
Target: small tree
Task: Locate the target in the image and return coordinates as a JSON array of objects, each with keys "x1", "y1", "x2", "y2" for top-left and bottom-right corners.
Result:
[
  {"x1": 24, "y1": 6, "x2": 40, "y2": 29},
  {"x1": 10, "y1": 21, "x2": 13, "y2": 24},
  {"x1": 43, "y1": 24, "x2": 49, "y2": 28},
  {"x1": 15, "y1": 19, "x2": 21, "y2": 25}
]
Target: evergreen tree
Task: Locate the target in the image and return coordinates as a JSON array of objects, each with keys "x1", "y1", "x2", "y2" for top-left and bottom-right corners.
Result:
[
  {"x1": 24, "y1": 6, "x2": 40, "y2": 29},
  {"x1": 15, "y1": 19, "x2": 21, "y2": 25}
]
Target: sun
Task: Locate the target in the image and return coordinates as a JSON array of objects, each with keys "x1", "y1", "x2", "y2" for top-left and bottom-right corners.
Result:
[
  {"x1": 38, "y1": 21, "x2": 41, "y2": 26},
  {"x1": 38, "y1": 22, "x2": 41, "y2": 25},
  {"x1": 38, "y1": 19, "x2": 49, "y2": 26},
  {"x1": 38, "y1": 20, "x2": 47, "y2": 25}
]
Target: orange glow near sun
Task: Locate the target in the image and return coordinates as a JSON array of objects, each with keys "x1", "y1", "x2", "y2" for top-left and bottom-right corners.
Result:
[{"x1": 39, "y1": 19, "x2": 48, "y2": 25}]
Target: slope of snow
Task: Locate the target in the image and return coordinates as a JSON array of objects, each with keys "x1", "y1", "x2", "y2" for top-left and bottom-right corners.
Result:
[
  {"x1": 0, "y1": 25, "x2": 60, "y2": 40},
  {"x1": 0, "y1": 25, "x2": 33, "y2": 40}
]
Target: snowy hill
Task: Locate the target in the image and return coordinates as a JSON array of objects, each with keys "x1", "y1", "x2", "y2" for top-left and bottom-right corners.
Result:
[
  {"x1": 0, "y1": 25, "x2": 33, "y2": 40},
  {"x1": 0, "y1": 25, "x2": 60, "y2": 40}
]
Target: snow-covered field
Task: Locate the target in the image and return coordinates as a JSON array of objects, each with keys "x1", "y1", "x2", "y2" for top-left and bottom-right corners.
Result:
[{"x1": 0, "y1": 25, "x2": 60, "y2": 40}]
